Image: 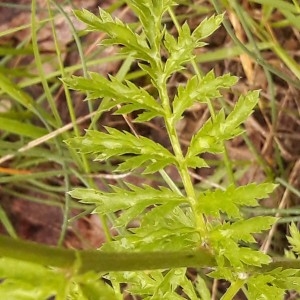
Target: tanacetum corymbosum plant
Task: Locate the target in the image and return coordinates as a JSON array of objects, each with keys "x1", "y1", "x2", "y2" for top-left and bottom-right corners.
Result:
[
  {"x1": 62, "y1": 1, "x2": 300, "y2": 299},
  {"x1": 1, "y1": 1, "x2": 300, "y2": 299}
]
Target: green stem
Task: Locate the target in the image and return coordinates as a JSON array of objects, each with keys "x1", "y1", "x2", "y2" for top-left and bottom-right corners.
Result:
[
  {"x1": 1, "y1": 235, "x2": 300, "y2": 274},
  {"x1": 157, "y1": 10, "x2": 208, "y2": 235},
  {"x1": 156, "y1": 74, "x2": 207, "y2": 238},
  {"x1": 0, "y1": 235, "x2": 215, "y2": 273}
]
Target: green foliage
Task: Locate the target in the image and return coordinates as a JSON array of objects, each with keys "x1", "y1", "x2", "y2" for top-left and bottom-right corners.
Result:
[
  {"x1": 63, "y1": 1, "x2": 300, "y2": 298},
  {"x1": 0, "y1": 257, "x2": 119, "y2": 300},
  {"x1": 246, "y1": 268, "x2": 300, "y2": 300},
  {"x1": 2, "y1": 0, "x2": 300, "y2": 299},
  {"x1": 172, "y1": 71, "x2": 238, "y2": 122},
  {"x1": 196, "y1": 183, "x2": 277, "y2": 218},
  {"x1": 0, "y1": 257, "x2": 64, "y2": 300},
  {"x1": 70, "y1": 184, "x2": 188, "y2": 225},
  {"x1": 186, "y1": 90, "x2": 259, "y2": 158},
  {"x1": 67, "y1": 127, "x2": 177, "y2": 173},
  {"x1": 163, "y1": 14, "x2": 223, "y2": 78},
  {"x1": 63, "y1": 73, "x2": 164, "y2": 122},
  {"x1": 107, "y1": 268, "x2": 201, "y2": 300}
]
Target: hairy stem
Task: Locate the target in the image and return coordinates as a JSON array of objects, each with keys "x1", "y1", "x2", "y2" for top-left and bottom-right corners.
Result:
[
  {"x1": 0, "y1": 235, "x2": 298, "y2": 274},
  {"x1": 0, "y1": 235, "x2": 215, "y2": 273}
]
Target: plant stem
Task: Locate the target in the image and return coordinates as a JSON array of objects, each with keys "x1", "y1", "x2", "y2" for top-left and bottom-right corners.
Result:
[
  {"x1": 156, "y1": 74, "x2": 207, "y2": 238},
  {"x1": 1, "y1": 235, "x2": 299, "y2": 275},
  {"x1": 0, "y1": 235, "x2": 215, "y2": 273}
]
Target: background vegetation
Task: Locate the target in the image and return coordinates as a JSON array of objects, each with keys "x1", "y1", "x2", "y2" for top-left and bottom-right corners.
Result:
[{"x1": 0, "y1": 0, "x2": 299, "y2": 298}]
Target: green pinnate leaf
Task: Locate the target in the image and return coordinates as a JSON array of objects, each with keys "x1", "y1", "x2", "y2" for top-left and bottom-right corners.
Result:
[
  {"x1": 70, "y1": 184, "x2": 188, "y2": 216},
  {"x1": 186, "y1": 89, "x2": 259, "y2": 158},
  {"x1": 196, "y1": 183, "x2": 276, "y2": 218},
  {"x1": 74, "y1": 9, "x2": 152, "y2": 63},
  {"x1": 208, "y1": 212, "x2": 275, "y2": 278},
  {"x1": 114, "y1": 211, "x2": 199, "y2": 252},
  {"x1": 64, "y1": 73, "x2": 164, "y2": 121},
  {"x1": 66, "y1": 127, "x2": 176, "y2": 172},
  {"x1": 173, "y1": 71, "x2": 238, "y2": 122}
]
